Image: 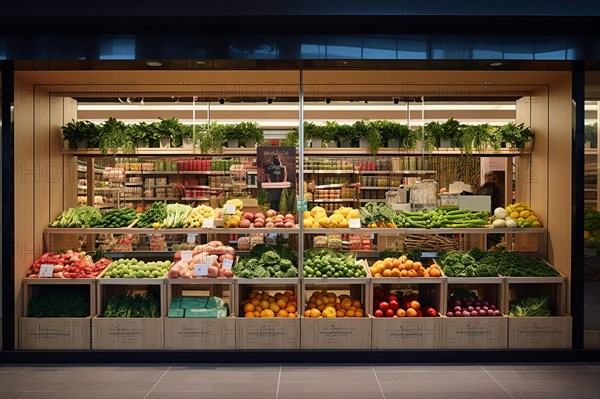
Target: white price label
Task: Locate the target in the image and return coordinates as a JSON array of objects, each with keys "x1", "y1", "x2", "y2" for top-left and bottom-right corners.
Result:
[
  {"x1": 349, "y1": 218, "x2": 361, "y2": 229},
  {"x1": 39, "y1": 264, "x2": 54, "y2": 278},
  {"x1": 186, "y1": 234, "x2": 197, "y2": 245},
  {"x1": 224, "y1": 204, "x2": 236, "y2": 214},
  {"x1": 194, "y1": 263, "x2": 209, "y2": 277},
  {"x1": 222, "y1": 258, "x2": 233, "y2": 270},
  {"x1": 201, "y1": 218, "x2": 215, "y2": 228},
  {"x1": 181, "y1": 251, "x2": 193, "y2": 262}
]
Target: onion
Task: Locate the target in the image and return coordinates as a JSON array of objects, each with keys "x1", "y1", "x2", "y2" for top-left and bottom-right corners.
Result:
[{"x1": 446, "y1": 311, "x2": 454, "y2": 317}]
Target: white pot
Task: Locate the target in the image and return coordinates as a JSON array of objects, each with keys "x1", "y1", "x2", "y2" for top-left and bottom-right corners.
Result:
[
  {"x1": 326, "y1": 140, "x2": 338, "y2": 148},
  {"x1": 227, "y1": 139, "x2": 239, "y2": 148},
  {"x1": 359, "y1": 137, "x2": 369, "y2": 148},
  {"x1": 245, "y1": 138, "x2": 256, "y2": 148},
  {"x1": 159, "y1": 138, "x2": 171, "y2": 148},
  {"x1": 311, "y1": 138, "x2": 322, "y2": 148},
  {"x1": 182, "y1": 137, "x2": 194, "y2": 149},
  {"x1": 339, "y1": 140, "x2": 352, "y2": 148},
  {"x1": 585, "y1": 141, "x2": 592, "y2": 149},
  {"x1": 387, "y1": 138, "x2": 400, "y2": 148},
  {"x1": 137, "y1": 140, "x2": 149, "y2": 148},
  {"x1": 76, "y1": 139, "x2": 88, "y2": 149},
  {"x1": 439, "y1": 138, "x2": 451, "y2": 148}
]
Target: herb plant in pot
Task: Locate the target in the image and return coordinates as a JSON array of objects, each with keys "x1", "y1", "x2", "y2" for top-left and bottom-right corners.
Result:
[
  {"x1": 126, "y1": 122, "x2": 151, "y2": 149},
  {"x1": 61, "y1": 120, "x2": 99, "y2": 149},
  {"x1": 304, "y1": 122, "x2": 323, "y2": 148},
  {"x1": 171, "y1": 124, "x2": 194, "y2": 148},
  {"x1": 337, "y1": 123, "x2": 356, "y2": 147},
  {"x1": 235, "y1": 121, "x2": 264, "y2": 148},
  {"x1": 322, "y1": 121, "x2": 340, "y2": 148},
  {"x1": 98, "y1": 117, "x2": 133, "y2": 154},
  {"x1": 155, "y1": 117, "x2": 183, "y2": 148},
  {"x1": 354, "y1": 119, "x2": 382, "y2": 155},
  {"x1": 199, "y1": 122, "x2": 227, "y2": 153},
  {"x1": 497, "y1": 122, "x2": 534, "y2": 149}
]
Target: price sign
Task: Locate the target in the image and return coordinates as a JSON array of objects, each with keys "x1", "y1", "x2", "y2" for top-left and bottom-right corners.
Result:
[
  {"x1": 224, "y1": 204, "x2": 236, "y2": 214},
  {"x1": 349, "y1": 218, "x2": 361, "y2": 229},
  {"x1": 222, "y1": 258, "x2": 233, "y2": 270},
  {"x1": 194, "y1": 263, "x2": 209, "y2": 277},
  {"x1": 39, "y1": 264, "x2": 54, "y2": 278},
  {"x1": 421, "y1": 252, "x2": 438, "y2": 258},
  {"x1": 186, "y1": 234, "x2": 197, "y2": 245},
  {"x1": 201, "y1": 218, "x2": 215, "y2": 228},
  {"x1": 181, "y1": 251, "x2": 193, "y2": 262},
  {"x1": 297, "y1": 199, "x2": 308, "y2": 212}
]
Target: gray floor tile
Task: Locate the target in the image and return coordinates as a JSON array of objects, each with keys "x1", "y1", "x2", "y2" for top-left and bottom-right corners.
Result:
[
  {"x1": 375, "y1": 364, "x2": 484, "y2": 372},
  {"x1": 278, "y1": 394, "x2": 383, "y2": 399},
  {"x1": 483, "y1": 363, "x2": 596, "y2": 372},
  {"x1": 573, "y1": 370, "x2": 600, "y2": 380},
  {"x1": 163, "y1": 367, "x2": 279, "y2": 383},
  {"x1": 19, "y1": 392, "x2": 148, "y2": 399},
  {"x1": 376, "y1": 370, "x2": 493, "y2": 383},
  {"x1": 498, "y1": 379, "x2": 599, "y2": 391},
  {"x1": 0, "y1": 392, "x2": 26, "y2": 399},
  {"x1": 510, "y1": 391, "x2": 600, "y2": 399},
  {"x1": 379, "y1": 380, "x2": 505, "y2": 392},
  {"x1": 0, "y1": 381, "x2": 89, "y2": 393},
  {"x1": 515, "y1": 371, "x2": 593, "y2": 381},
  {"x1": 81, "y1": 381, "x2": 157, "y2": 392},
  {"x1": 381, "y1": 392, "x2": 512, "y2": 399},
  {"x1": 278, "y1": 381, "x2": 383, "y2": 393},
  {"x1": 148, "y1": 393, "x2": 277, "y2": 399},
  {"x1": 152, "y1": 381, "x2": 278, "y2": 393}
]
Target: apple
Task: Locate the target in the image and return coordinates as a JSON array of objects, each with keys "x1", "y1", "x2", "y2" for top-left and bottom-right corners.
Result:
[
  {"x1": 386, "y1": 309, "x2": 395, "y2": 318},
  {"x1": 410, "y1": 300, "x2": 420, "y2": 310},
  {"x1": 397, "y1": 309, "x2": 406, "y2": 317},
  {"x1": 389, "y1": 300, "x2": 399, "y2": 311},
  {"x1": 403, "y1": 302, "x2": 412, "y2": 310},
  {"x1": 426, "y1": 307, "x2": 437, "y2": 317},
  {"x1": 416, "y1": 310, "x2": 423, "y2": 317},
  {"x1": 379, "y1": 301, "x2": 390, "y2": 312},
  {"x1": 387, "y1": 294, "x2": 398, "y2": 302},
  {"x1": 374, "y1": 309, "x2": 384, "y2": 318}
]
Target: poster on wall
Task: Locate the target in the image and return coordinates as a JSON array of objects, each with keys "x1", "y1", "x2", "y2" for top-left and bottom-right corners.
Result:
[{"x1": 256, "y1": 147, "x2": 296, "y2": 212}]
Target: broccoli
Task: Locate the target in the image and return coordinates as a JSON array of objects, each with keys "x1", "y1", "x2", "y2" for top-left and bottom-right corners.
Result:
[
  {"x1": 460, "y1": 253, "x2": 475, "y2": 266},
  {"x1": 284, "y1": 266, "x2": 299, "y2": 278},
  {"x1": 232, "y1": 259, "x2": 246, "y2": 276},
  {"x1": 253, "y1": 266, "x2": 270, "y2": 278},
  {"x1": 467, "y1": 247, "x2": 486, "y2": 261},
  {"x1": 266, "y1": 266, "x2": 276, "y2": 276},
  {"x1": 239, "y1": 269, "x2": 254, "y2": 279},
  {"x1": 273, "y1": 271, "x2": 286, "y2": 278},
  {"x1": 279, "y1": 259, "x2": 293, "y2": 272},
  {"x1": 463, "y1": 265, "x2": 476, "y2": 277},
  {"x1": 261, "y1": 251, "x2": 281, "y2": 265},
  {"x1": 245, "y1": 258, "x2": 260, "y2": 271}
]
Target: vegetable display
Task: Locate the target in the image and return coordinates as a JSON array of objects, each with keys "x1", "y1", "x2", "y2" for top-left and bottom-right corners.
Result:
[
  {"x1": 232, "y1": 246, "x2": 298, "y2": 279},
  {"x1": 49, "y1": 206, "x2": 103, "y2": 228},
  {"x1": 137, "y1": 201, "x2": 167, "y2": 228},
  {"x1": 303, "y1": 248, "x2": 367, "y2": 278},
  {"x1": 509, "y1": 295, "x2": 552, "y2": 317},
  {"x1": 359, "y1": 202, "x2": 398, "y2": 228},
  {"x1": 103, "y1": 292, "x2": 160, "y2": 318},
  {"x1": 26, "y1": 251, "x2": 111, "y2": 278},
  {"x1": 304, "y1": 289, "x2": 364, "y2": 318},
  {"x1": 168, "y1": 296, "x2": 228, "y2": 318},
  {"x1": 236, "y1": 210, "x2": 296, "y2": 229},
  {"x1": 94, "y1": 207, "x2": 137, "y2": 228},
  {"x1": 369, "y1": 256, "x2": 442, "y2": 278},
  {"x1": 446, "y1": 289, "x2": 501, "y2": 317},
  {"x1": 161, "y1": 203, "x2": 192, "y2": 228},
  {"x1": 28, "y1": 289, "x2": 90, "y2": 317},
  {"x1": 242, "y1": 290, "x2": 298, "y2": 318},
  {"x1": 439, "y1": 248, "x2": 493, "y2": 277},
  {"x1": 395, "y1": 206, "x2": 490, "y2": 229},
  {"x1": 491, "y1": 202, "x2": 541, "y2": 228},
  {"x1": 373, "y1": 288, "x2": 438, "y2": 318},
  {"x1": 102, "y1": 259, "x2": 171, "y2": 278},
  {"x1": 169, "y1": 240, "x2": 235, "y2": 278}
]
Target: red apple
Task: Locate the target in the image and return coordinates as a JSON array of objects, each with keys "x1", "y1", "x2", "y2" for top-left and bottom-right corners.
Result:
[
  {"x1": 379, "y1": 301, "x2": 390, "y2": 312},
  {"x1": 416, "y1": 310, "x2": 423, "y2": 317},
  {"x1": 426, "y1": 307, "x2": 438, "y2": 317},
  {"x1": 374, "y1": 309, "x2": 384, "y2": 318},
  {"x1": 385, "y1": 309, "x2": 395, "y2": 318},
  {"x1": 403, "y1": 301, "x2": 412, "y2": 310},
  {"x1": 387, "y1": 294, "x2": 398, "y2": 302},
  {"x1": 389, "y1": 300, "x2": 399, "y2": 311}
]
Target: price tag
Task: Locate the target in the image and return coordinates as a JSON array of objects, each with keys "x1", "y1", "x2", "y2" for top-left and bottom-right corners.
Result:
[
  {"x1": 201, "y1": 218, "x2": 214, "y2": 228},
  {"x1": 222, "y1": 258, "x2": 233, "y2": 270},
  {"x1": 39, "y1": 264, "x2": 54, "y2": 278},
  {"x1": 194, "y1": 263, "x2": 209, "y2": 277},
  {"x1": 186, "y1": 234, "x2": 197, "y2": 245},
  {"x1": 297, "y1": 199, "x2": 308, "y2": 212},
  {"x1": 421, "y1": 252, "x2": 438, "y2": 258},
  {"x1": 181, "y1": 251, "x2": 193, "y2": 262},
  {"x1": 349, "y1": 218, "x2": 361, "y2": 229},
  {"x1": 224, "y1": 204, "x2": 236, "y2": 214}
]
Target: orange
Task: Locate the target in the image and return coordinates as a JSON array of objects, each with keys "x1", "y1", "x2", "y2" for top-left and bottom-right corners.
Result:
[
  {"x1": 244, "y1": 303, "x2": 255, "y2": 313},
  {"x1": 284, "y1": 290, "x2": 293, "y2": 298},
  {"x1": 408, "y1": 269, "x2": 418, "y2": 277},
  {"x1": 400, "y1": 269, "x2": 408, "y2": 277},
  {"x1": 309, "y1": 296, "x2": 316, "y2": 304},
  {"x1": 392, "y1": 258, "x2": 401, "y2": 268},
  {"x1": 289, "y1": 295, "x2": 297, "y2": 302},
  {"x1": 253, "y1": 310, "x2": 260, "y2": 317},
  {"x1": 399, "y1": 255, "x2": 407, "y2": 263},
  {"x1": 391, "y1": 268, "x2": 401, "y2": 278},
  {"x1": 369, "y1": 267, "x2": 378, "y2": 276},
  {"x1": 423, "y1": 271, "x2": 430, "y2": 277},
  {"x1": 410, "y1": 300, "x2": 420, "y2": 310},
  {"x1": 396, "y1": 308, "x2": 406, "y2": 317},
  {"x1": 375, "y1": 273, "x2": 383, "y2": 278},
  {"x1": 405, "y1": 260, "x2": 414, "y2": 270},
  {"x1": 264, "y1": 309, "x2": 275, "y2": 318},
  {"x1": 288, "y1": 313, "x2": 297, "y2": 318},
  {"x1": 316, "y1": 298, "x2": 324, "y2": 307},
  {"x1": 255, "y1": 306, "x2": 263, "y2": 312},
  {"x1": 310, "y1": 308, "x2": 321, "y2": 317},
  {"x1": 429, "y1": 268, "x2": 441, "y2": 277},
  {"x1": 341, "y1": 298, "x2": 352, "y2": 311},
  {"x1": 414, "y1": 261, "x2": 422, "y2": 269},
  {"x1": 269, "y1": 302, "x2": 280, "y2": 313},
  {"x1": 304, "y1": 310, "x2": 311, "y2": 317},
  {"x1": 336, "y1": 309, "x2": 346, "y2": 317},
  {"x1": 406, "y1": 308, "x2": 417, "y2": 317},
  {"x1": 383, "y1": 259, "x2": 393, "y2": 269},
  {"x1": 346, "y1": 309, "x2": 355, "y2": 317},
  {"x1": 250, "y1": 298, "x2": 260, "y2": 306},
  {"x1": 262, "y1": 292, "x2": 270, "y2": 300},
  {"x1": 397, "y1": 263, "x2": 406, "y2": 271},
  {"x1": 376, "y1": 263, "x2": 386, "y2": 274},
  {"x1": 306, "y1": 303, "x2": 316, "y2": 310},
  {"x1": 350, "y1": 306, "x2": 357, "y2": 312},
  {"x1": 317, "y1": 304, "x2": 326, "y2": 312},
  {"x1": 286, "y1": 305, "x2": 296, "y2": 313},
  {"x1": 245, "y1": 311, "x2": 255, "y2": 318},
  {"x1": 260, "y1": 300, "x2": 270, "y2": 310},
  {"x1": 249, "y1": 291, "x2": 259, "y2": 299},
  {"x1": 355, "y1": 310, "x2": 364, "y2": 317},
  {"x1": 281, "y1": 295, "x2": 290, "y2": 303},
  {"x1": 352, "y1": 299, "x2": 362, "y2": 308},
  {"x1": 268, "y1": 296, "x2": 275, "y2": 303},
  {"x1": 277, "y1": 299, "x2": 287, "y2": 309},
  {"x1": 277, "y1": 309, "x2": 288, "y2": 318},
  {"x1": 260, "y1": 310, "x2": 268, "y2": 318},
  {"x1": 416, "y1": 268, "x2": 424, "y2": 277},
  {"x1": 383, "y1": 269, "x2": 392, "y2": 277},
  {"x1": 274, "y1": 292, "x2": 283, "y2": 301}
]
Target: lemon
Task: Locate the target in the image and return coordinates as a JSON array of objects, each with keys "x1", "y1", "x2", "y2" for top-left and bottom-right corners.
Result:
[
  {"x1": 532, "y1": 221, "x2": 541, "y2": 228},
  {"x1": 510, "y1": 211, "x2": 520, "y2": 220},
  {"x1": 520, "y1": 210, "x2": 530, "y2": 219}
]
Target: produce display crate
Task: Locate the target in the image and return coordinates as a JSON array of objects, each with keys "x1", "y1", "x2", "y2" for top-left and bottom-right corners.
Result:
[
  {"x1": 20, "y1": 278, "x2": 96, "y2": 350},
  {"x1": 503, "y1": 274, "x2": 567, "y2": 316},
  {"x1": 444, "y1": 277, "x2": 506, "y2": 314},
  {"x1": 93, "y1": 278, "x2": 167, "y2": 349},
  {"x1": 370, "y1": 279, "x2": 444, "y2": 349},
  {"x1": 164, "y1": 279, "x2": 236, "y2": 349},
  {"x1": 442, "y1": 316, "x2": 508, "y2": 349},
  {"x1": 235, "y1": 279, "x2": 301, "y2": 350},
  {"x1": 300, "y1": 281, "x2": 371, "y2": 349}
]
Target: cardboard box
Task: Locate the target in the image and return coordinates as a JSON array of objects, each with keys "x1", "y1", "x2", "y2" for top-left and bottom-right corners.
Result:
[{"x1": 91, "y1": 317, "x2": 164, "y2": 350}]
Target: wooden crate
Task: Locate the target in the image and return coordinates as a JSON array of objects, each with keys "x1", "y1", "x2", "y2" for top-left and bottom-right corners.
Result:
[
  {"x1": 301, "y1": 280, "x2": 370, "y2": 315},
  {"x1": 442, "y1": 315, "x2": 508, "y2": 349},
  {"x1": 96, "y1": 278, "x2": 167, "y2": 317},
  {"x1": 508, "y1": 315, "x2": 572, "y2": 349},
  {"x1": 167, "y1": 278, "x2": 235, "y2": 315},
  {"x1": 301, "y1": 316, "x2": 371, "y2": 349},
  {"x1": 236, "y1": 317, "x2": 300, "y2": 349},
  {"x1": 234, "y1": 279, "x2": 300, "y2": 317},
  {"x1": 19, "y1": 317, "x2": 92, "y2": 350},
  {"x1": 23, "y1": 278, "x2": 97, "y2": 317},
  {"x1": 91, "y1": 317, "x2": 165, "y2": 349},
  {"x1": 445, "y1": 277, "x2": 506, "y2": 314},
  {"x1": 504, "y1": 275, "x2": 567, "y2": 316},
  {"x1": 370, "y1": 279, "x2": 445, "y2": 316},
  {"x1": 165, "y1": 317, "x2": 236, "y2": 349},
  {"x1": 371, "y1": 317, "x2": 443, "y2": 349}
]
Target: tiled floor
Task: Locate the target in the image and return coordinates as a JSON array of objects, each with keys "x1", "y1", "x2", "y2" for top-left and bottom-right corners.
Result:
[{"x1": 0, "y1": 363, "x2": 598, "y2": 399}]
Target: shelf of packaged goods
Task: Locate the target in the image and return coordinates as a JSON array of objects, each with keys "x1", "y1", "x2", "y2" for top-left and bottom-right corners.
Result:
[
  {"x1": 303, "y1": 170, "x2": 354, "y2": 174},
  {"x1": 360, "y1": 186, "x2": 393, "y2": 190},
  {"x1": 358, "y1": 199, "x2": 386, "y2": 203},
  {"x1": 303, "y1": 227, "x2": 546, "y2": 235},
  {"x1": 309, "y1": 199, "x2": 357, "y2": 203},
  {"x1": 313, "y1": 183, "x2": 358, "y2": 190},
  {"x1": 44, "y1": 227, "x2": 301, "y2": 235},
  {"x1": 124, "y1": 182, "x2": 143, "y2": 186},
  {"x1": 77, "y1": 166, "x2": 104, "y2": 174},
  {"x1": 356, "y1": 170, "x2": 436, "y2": 175}
]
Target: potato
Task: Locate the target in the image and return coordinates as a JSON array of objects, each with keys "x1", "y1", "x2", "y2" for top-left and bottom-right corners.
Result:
[
  {"x1": 243, "y1": 212, "x2": 254, "y2": 221},
  {"x1": 254, "y1": 217, "x2": 265, "y2": 225},
  {"x1": 265, "y1": 217, "x2": 273, "y2": 224},
  {"x1": 267, "y1": 209, "x2": 277, "y2": 217},
  {"x1": 266, "y1": 222, "x2": 275, "y2": 228},
  {"x1": 253, "y1": 221, "x2": 264, "y2": 228},
  {"x1": 255, "y1": 213, "x2": 265, "y2": 220},
  {"x1": 284, "y1": 221, "x2": 295, "y2": 228}
]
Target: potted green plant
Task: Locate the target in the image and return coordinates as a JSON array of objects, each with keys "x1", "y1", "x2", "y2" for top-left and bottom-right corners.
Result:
[
  {"x1": 423, "y1": 121, "x2": 444, "y2": 150},
  {"x1": 61, "y1": 119, "x2": 98, "y2": 149},
  {"x1": 281, "y1": 128, "x2": 300, "y2": 147},
  {"x1": 125, "y1": 122, "x2": 151, "y2": 149},
  {"x1": 354, "y1": 119, "x2": 382, "y2": 155},
  {"x1": 337, "y1": 123, "x2": 356, "y2": 147},
  {"x1": 98, "y1": 117, "x2": 132, "y2": 154},
  {"x1": 585, "y1": 123, "x2": 598, "y2": 148},
  {"x1": 304, "y1": 122, "x2": 323, "y2": 148},
  {"x1": 171, "y1": 124, "x2": 194, "y2": 148},
  {"x1": 497, "y1": 122, "x2": 534, "y2": 149},
  {"x1": 322, "y1": 121, "x2": 340, "y2": 148},
  {"x1": 154, "y1": 117, "x2": 183, "y2": 148},
  {"x1": 235, "y1": 121, "x2": 264, "y2": 148},
  {"x1": 198, "y1": 122, "x2": 227, "y2": 153}
]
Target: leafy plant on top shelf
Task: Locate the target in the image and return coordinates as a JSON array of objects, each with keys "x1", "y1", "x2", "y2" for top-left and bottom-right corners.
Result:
[
  {"x1": 321, "y1": 121, "x2": 341, "y2": 147},
  {"x1": 443, "y1": 118, "x2": 462, "y2": 148},
  {"x1": 155, "y1": 117, "x2": 183, "y2": 146},
  {"x1": 354, "y1": 119, "x2": 382, "y2": 155},
  {"x1": 171, "y1": 124, "x2": 194, "y2": 148},
  {"x1": 62, "y1": 119, "x2": 99, "y2": 149},
  {"x1": 98, "y1": 117, "x2": 132, "y2": 154},
  {"x1": 473, "y1": 123, "x2": 501, "y2": 151},
  {"x1": 377, "y1": 120, "x2": 417, "y2": 149},
  {"x1": 497, "y1": 122, "x2": 533, "y2": 149},
  {"x1": 125, "y1": 122, "x2": 151, "y2": 148},
  {"x1": 198, "y1": 122, "x2": 227, "y2": 153},
  {"x1": 336, "y1": 123, "x2": 356, "y2": 146},
  {"x1": 234, "y1": 121, "x2": 265, "y2": 147},
  {"x1": 281, "y1": 128, "x2": 300, "y2": 147}
]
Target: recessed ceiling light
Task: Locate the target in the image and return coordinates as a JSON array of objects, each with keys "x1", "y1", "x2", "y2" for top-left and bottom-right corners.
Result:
[
  {"x1": 489, "y1": 62, "x2": 503, "y2": 67},
  {"x1": 146, "y1": 61, "x2": 163, "y2": 67}
]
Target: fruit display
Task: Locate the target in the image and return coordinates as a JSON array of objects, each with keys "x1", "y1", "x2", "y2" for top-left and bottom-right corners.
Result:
[
  {"x1": 491, "y1": 202, "x2": 541, "y2": 228},
  {"x1": 103, "y1": 292, "x2": 160, "y2": 318},
  {"x1": 304, "y1": 289, "x2": 365, "y2": 318},
  {"x1": 508, "y1": 295, "x2": 552, "y2": 317},
  {"x1": 232, "y1": 245, "x2": 298, "y2": 278},
  {"x1": 303, "y1": 206, "x2": 359, "y2": 228},
  {"x1": 101, "y1": 258, "x2": 172, "y2": 278},
  {"x1": 160, "y1": 203, "x2": 193, "y2": 228},
  {"x1": 369, "y1": 256, "x2": 442, "y2": 278},
  {"x1": 446, "y1": 289, "x2": 501, "y2": 317},
  {"x1": 241, "y1": 290, "x2": 298, "y2": 318},
  {"x1": 395, "y1": 206, "x2": 489, "y2": 229},
  {"x1": 373, "y1": 288, "x2": 439, "y2": 318},
  {"x1": 169, "y1": 240, "x2": 235, "y2": 278},
  {"x1": 303, "y1": 248, "x2": 367, "y2": 278},
  {"x1": 168, "y1": 296, "x2": 229, "y2": 318},
  {"x1": 584, "y1": 209, "x2": 600, "y2": 247},
  {"x1": 237, "y1": 209, "x2": 296, "y2": 228},
  {"x1": 94, "y1": 207, "x2": 137, "y2": 228},
  {"x1": 439, "y1": 248, "x2": 560, "y2": 277},
  {"x1": 49, "y1": 206, "x2": 103, "y2": 228},
  {"x1": 359, "y1": 202, "x2": 398, "y2": 228},
  {"x1": 26, "y1": 251, "x2": 111, "y2": 278},
  {"x1": 137, "y1": 202, "x2": 167, "y2": 228},
  {"x1": 185, "y1": 205, "x2": 216, "y2": 227}
]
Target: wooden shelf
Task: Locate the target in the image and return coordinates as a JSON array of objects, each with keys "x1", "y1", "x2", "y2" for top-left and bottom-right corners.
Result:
[{"x1": 44, "y1": 227, "x2": 301, "y2": 235}]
